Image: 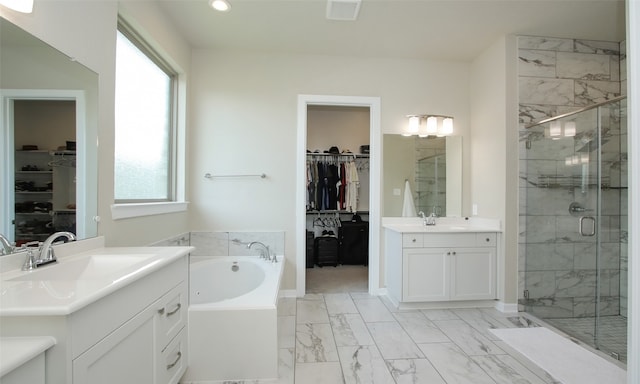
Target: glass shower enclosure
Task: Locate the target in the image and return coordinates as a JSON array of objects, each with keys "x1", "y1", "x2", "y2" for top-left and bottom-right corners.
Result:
[{"x1": 520, "y1": 96, "x2": 627, "y2": 362}]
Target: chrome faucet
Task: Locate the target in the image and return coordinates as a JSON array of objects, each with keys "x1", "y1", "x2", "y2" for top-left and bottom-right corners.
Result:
[
  {"x1": 37, "y1": 231, "x2": 76, "y2": 266},
  {"x1": 418, "y1": 211, "x2": 436, "y2": 226},
  {"x1": 247, "y1": 241, "x2": 277, "y2": 263},
  {"x1": 0, "y1": 233, "x2": 14, "y2": 255}
]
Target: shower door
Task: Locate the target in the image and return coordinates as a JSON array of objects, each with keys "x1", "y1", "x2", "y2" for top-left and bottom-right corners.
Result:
[{"x1": 522, "y1": 97, "x2": 627, "y2": 362}]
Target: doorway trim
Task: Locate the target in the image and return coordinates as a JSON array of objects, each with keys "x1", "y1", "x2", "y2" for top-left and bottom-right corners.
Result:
[
  {"x1": 0, "y1": 89, "x2": 92, "y2": 241},
  {"x1": 296, "y1": 94, "x2": 381, "y2": 297}
]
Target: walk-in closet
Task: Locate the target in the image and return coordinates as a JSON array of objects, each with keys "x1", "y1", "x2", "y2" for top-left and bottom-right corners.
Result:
[
  {"x1": 12, "y1": 100, "x2": 77, "y2": 245},
  {"x1": 305, "y1": 105, "x2": 370, "y2": 293}
]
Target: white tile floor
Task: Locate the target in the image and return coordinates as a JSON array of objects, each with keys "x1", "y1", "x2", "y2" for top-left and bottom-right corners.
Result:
[{"x1": 209, "y1": 293, "x2": 562, "y2": 384}]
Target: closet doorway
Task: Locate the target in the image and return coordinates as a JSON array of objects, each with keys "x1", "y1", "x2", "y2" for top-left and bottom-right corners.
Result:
[{"x1": 296, "y1": 95, "x2": 381, "y2": 297}]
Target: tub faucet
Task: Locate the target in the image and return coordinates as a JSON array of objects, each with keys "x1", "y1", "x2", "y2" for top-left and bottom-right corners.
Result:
[
  {"x1": 0, "y1": 233, "x2": 14, "y2": 255},
  {"x1": 37, "y1": 231, "x2": 76, "y2": 267},
  {"x1": 248, "y1": 241, "x2": 271, "y2": 261}
]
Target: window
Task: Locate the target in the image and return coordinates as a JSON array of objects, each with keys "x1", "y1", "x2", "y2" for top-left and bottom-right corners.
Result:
[{"x1": 114, "y1": 20, "x2": 176, "y2": 203}]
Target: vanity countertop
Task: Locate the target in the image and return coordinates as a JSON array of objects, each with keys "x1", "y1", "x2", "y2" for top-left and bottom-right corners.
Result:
[
  {"x1": 0, "y1": 241, "x2": 193, "y2": 317},
  {"x1": 382, "y1": 217, "x2": 501, "y2": 233},
  {"x1": 0, "y1": 336, "x2": 56, "y2": 377}
]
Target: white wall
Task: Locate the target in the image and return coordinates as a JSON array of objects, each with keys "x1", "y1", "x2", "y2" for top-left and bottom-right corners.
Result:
[
  {"x1": 2, "y1": 1, "x2": 192, "y2": 246},
  {"x1": 189, "y1": 49, "x2": 470, "y2": 290},
  {"x1": 469, "y1": 35, "x2": 519, "y2": 305}
]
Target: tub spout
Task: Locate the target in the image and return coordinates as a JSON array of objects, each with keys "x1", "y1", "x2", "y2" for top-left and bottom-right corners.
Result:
[{"x1": 247, "y1": 241, "x2": 271, "y2": 261}]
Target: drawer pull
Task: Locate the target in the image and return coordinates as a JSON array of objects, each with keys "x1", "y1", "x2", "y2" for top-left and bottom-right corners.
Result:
[
  {"x1": 167, "y1": 351, "x2": 182, "y2": 370},
  {"x1": 166, "y1": 303, "x2": 182, "y2": 316}
]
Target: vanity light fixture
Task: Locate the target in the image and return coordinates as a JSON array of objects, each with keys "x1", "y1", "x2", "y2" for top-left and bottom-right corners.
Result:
[
  {"x1": 0, "y1": 0, "x2": 33, "y2": 13},
  {"x1": 545, "y1": 120, "x2": 577, "y2": 139},
  {"x1": 210, "y1": 0, "x2": 231, "y2": 12},
  {"x1": 403, "y1": 114, "x2": 454, "y2": 137}
]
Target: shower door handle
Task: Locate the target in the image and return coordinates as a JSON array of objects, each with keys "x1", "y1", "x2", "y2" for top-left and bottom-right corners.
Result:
[{"x1": 579, "y1": 216, "x2": 596, "y2": 236}]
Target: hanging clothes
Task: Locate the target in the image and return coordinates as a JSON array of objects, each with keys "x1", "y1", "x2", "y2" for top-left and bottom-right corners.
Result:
[
  {"x1": 306, "y1": 154, "x2": 362, "y2": 212},
  {"x1": 345, "y1": 160, "x2": 359, "y2": 213}
]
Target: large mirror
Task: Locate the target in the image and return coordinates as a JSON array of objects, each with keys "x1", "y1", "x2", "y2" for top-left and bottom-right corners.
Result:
[
  {"x1": 383, "y1": 135, "x2": 462, "y2": 217},
  {"x1": 0, "y1": 17, "x2": 98, "y2": 251}
]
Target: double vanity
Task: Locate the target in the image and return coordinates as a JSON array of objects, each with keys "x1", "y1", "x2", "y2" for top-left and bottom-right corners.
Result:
[
  {"x1": 0, "y1": 237, "x2": 193, "y2": 384},
  {"x1": 384, "y1": 217, "x2": 501, "y2": 309}
]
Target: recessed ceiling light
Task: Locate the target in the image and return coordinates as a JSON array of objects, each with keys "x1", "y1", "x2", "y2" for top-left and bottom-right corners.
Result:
[
  {"x1": 209, "y1": 0, "x2": 230, "y2": 12},
  {"x1": 0, "y1": 0, "x2": 34, "y2": 13}
]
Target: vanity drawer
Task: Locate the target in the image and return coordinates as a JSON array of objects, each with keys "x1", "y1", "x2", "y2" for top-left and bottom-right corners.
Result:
[
  {"x1": 402, "y1": 234, "x2": 423, "y2": 248},
  {"x1": 159, "y1": 329, "x2": 187, "y2": 384},
  {"x1": 423, "y1": 233, "x2": 477, "y2": 247},
  {"x1": 476, "y1": 233, "x2": 496, "y2": 247},
  {"x1": 156, "y1": 282, "x2": 187, "y2": 348}
]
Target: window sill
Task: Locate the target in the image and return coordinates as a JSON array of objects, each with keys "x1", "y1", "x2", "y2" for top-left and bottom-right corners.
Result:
[{"x1": 110, "y1": 201, "x2": 189, "y2": 220}]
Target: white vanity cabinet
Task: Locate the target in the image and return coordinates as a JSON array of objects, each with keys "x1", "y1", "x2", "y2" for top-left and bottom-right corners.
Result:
[
  {"x1": 0, "y1": 252, "x2": 189, "y2": 384},
  {"x1": 72, "y1": 282, "x2": 188, "y2": 384},
  {"x1": 386, "y1": 230, "x2": 497, "y2": 306}
]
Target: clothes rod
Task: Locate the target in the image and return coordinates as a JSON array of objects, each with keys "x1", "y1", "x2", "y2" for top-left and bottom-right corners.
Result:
[{"x1": 204, "y1": 173, "x2": 266, "y2": 179}]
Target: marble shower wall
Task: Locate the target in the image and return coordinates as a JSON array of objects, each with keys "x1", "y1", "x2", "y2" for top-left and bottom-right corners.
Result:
[{"x1": 517, "y1": 36, "x2": 627, "y2": 319}]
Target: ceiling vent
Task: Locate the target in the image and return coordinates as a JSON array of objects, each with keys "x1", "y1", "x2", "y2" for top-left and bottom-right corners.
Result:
[{"x1": 326, "y1": 0, "x2": 361, "y2": 21}]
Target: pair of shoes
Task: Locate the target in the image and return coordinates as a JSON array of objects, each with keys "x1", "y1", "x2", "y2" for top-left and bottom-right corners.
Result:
[{"x1": 322, "y1": 230, "x2": 335, "y2": 237}]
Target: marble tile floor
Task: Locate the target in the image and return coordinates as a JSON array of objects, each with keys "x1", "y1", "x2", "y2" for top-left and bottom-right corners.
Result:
[{"x1": 207, "y1": 293, "x2": 579, "y2": 384}]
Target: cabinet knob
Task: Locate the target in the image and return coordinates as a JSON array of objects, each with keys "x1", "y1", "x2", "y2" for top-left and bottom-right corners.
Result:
[
  {"x1": 485, "y1": 238, "x2": 490, "y2": 242},
  {"x1": 412, "y1": 238, "x2": 416, "y2": 242}
]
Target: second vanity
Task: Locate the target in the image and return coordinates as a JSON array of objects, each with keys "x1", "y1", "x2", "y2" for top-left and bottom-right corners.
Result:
[
  {"x1": 384, "y1": 217, "x2": 501, "y2": 309},
  {"x1": 0, "y1": 237, "x2": 193, "y2": 384}
]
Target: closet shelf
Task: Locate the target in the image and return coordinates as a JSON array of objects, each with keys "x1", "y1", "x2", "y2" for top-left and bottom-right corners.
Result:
[
  {"x1": 306, "y1": 153, "x2": 369, "y2": 158},
  {"x1": 306, "y1": 210, "x2": 369, "y2": 214}
]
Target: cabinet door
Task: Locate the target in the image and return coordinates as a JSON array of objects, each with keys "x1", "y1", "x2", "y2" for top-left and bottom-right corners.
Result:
[
  {"x1": 402, "y1": 248, "x2": 449, "y2": 301},
  {"x1": 450, "y1": 247, "x2": 496, "y2": 300},
  {"x1": 73, "y1": 304, "x2": 157, "y2": 384}
]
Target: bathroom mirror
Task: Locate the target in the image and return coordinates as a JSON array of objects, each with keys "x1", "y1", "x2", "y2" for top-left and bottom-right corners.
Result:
[
  {"x1": 383, "y1": 135, "x2": 462, "y2": 217},
  {"x1": 0, "y1": 17, "x2": 98, "y2": 251}
]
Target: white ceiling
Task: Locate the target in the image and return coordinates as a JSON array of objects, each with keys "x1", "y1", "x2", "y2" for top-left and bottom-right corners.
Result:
[{"x1": 156, "y1": 0, "x2": 626, "y2": 61}]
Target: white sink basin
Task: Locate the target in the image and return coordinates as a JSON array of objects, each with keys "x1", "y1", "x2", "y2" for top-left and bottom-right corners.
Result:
[{"x1": 9, "y1": 254, "x2": 157, "y2": 281}]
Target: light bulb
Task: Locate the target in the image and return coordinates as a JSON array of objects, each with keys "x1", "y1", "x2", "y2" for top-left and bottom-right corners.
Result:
[
  {"x1": 407, "y1": 116, "x2": 420, "y2": 134},
  {"x1": 441, "y1": 117, "x2": 453, "y2": 136},
  {"x1": 426, "y1": 116, "x2": 438, "y2": 135},
  {"x1": 563, "y1": 121, "x2": 576, "y2": 137},
  {"x1": 550, "y1": 121, "x2": 562, "y2": 137}
]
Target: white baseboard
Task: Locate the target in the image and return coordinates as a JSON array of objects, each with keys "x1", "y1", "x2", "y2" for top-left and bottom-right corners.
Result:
[
  {"x1": 495, "y1": 301, "x2": 519, "y2": 313},
  {"x1": 278, "y1": 289, "x2": 298, "y2": 298}
]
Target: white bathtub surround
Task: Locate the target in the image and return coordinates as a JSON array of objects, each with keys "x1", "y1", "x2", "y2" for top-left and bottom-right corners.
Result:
[
  {"x1": 183, "y1": 256, "x2": 284, "y2": 382},
  {"x1": 189, "y1": 231, "x2": 285, "y2": 257}
]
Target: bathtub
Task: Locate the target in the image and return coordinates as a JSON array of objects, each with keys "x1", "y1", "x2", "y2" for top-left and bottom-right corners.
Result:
[{"x1": 182, "y1": 256, "x2": 284, "y2": 383}]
